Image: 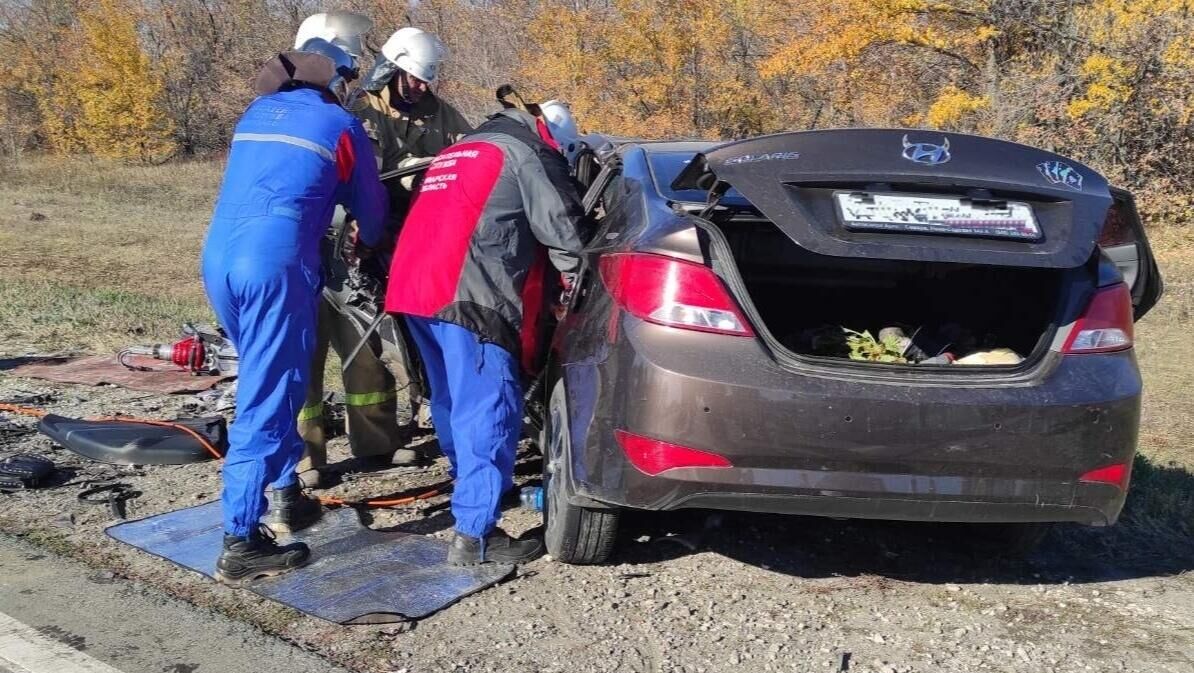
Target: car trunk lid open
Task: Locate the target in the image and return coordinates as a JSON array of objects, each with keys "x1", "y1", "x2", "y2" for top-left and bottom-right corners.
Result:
[{"x1": 665, "y1": 129, "x2": 1158, "y2": 369}]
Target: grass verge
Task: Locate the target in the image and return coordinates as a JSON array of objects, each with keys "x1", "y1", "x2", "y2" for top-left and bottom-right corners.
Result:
[{"x1": 0, "y1": 278, "x2": 212, "y2": 354}]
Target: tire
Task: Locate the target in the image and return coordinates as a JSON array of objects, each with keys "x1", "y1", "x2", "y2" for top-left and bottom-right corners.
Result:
[
  {"x1": 544, "y1": 464, "x2": 620, "y2": 564},
  {"x1": 542, "y1": 379, "x2": 619, "y2": 564}
]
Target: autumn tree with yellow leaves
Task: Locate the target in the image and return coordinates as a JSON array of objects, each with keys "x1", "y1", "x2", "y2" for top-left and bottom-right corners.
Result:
[
  {"x1": 62, "y1": 0, "x2": 175, "y2": 161},
  {"x1": 1, "y1": 0, "x2": 174, "y2": 162},
  {"x1": 517, "y1": 0, "x2": 1192, "y2": 223},
  {"x1": 522, "y1": 0, "x2": 786, "y2": 138},
  {"x1": 0, "y1": 0, "x2": 1189, "y2": 223}
]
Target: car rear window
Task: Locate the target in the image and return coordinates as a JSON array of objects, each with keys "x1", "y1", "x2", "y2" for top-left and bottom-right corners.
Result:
[{"x1": 646, "y1": 152, "x2": 750, "y2": 207}]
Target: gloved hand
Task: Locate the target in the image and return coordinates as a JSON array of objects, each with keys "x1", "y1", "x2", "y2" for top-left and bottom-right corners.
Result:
[
  {"x1": 397, "y1": 155, "x2": 426, "y2": 191},
  {"x1": 340, "y1": 218, "x2": 375, "y2": 266},
  {"x1": 340, "y1": 218, "x2": 360, "y2": 265},
  {"x1": 554, "y1": 272, "x2": 579, "y2": 321}
]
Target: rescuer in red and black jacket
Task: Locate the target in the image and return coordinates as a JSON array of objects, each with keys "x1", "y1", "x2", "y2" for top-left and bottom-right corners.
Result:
[{"x1": 384, "y1": 104, "x2": 586, "y2": 566}]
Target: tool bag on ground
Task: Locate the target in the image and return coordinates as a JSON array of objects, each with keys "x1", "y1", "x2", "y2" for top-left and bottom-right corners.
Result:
[{"x1": 0, "y1": 454, "x2": 55, "y2": 489}]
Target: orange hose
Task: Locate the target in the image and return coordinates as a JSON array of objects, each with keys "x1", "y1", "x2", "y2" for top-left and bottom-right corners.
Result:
[
  {"x1": 0, "y1": 403, "x2": 48, "y2": 418},
  {"x1": 317, "y1": 487, "x2": 445, "y2": 508},
  {"x1": 1, "y1": 403, "x2": 442, "y2": 508}
]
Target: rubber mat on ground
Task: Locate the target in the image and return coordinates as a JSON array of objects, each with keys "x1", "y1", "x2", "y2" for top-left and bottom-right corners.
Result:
[
  {"x1": 106, "y1": 501, "x2": 514, "y2": 624},
  {"x1": 3, "y1": 355, "x2": 231, "y2": 393}
]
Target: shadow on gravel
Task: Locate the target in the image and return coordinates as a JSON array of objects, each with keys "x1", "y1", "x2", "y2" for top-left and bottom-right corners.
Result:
[
  {"x1": 613, "y1": 454, "x2": 1194, "y2": 586},
  {"x1": 0, "y1": 356, "x2": 71, "y2": 371}
]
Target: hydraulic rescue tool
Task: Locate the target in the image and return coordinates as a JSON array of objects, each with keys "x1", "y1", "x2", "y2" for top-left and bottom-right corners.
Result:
[
  {"x1": 339, "y1": 156, "x2": 434, "y2": 373},
  {"x1": 119, "y1": 323, "x2": 239, "y2": 376}
]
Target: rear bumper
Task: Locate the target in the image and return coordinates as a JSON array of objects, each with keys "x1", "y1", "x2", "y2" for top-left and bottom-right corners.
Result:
[
  {"x1": 557, "y1": 316, "x2": 1141, "y2": 527},
  {"x1": 627, "y1": 467, "x2": 1125, "y2": 526}
]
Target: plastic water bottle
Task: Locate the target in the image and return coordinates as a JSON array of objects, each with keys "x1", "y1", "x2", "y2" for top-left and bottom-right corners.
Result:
[{"x1": 520, "y1": 486, "x2": 544, "y2": 512}]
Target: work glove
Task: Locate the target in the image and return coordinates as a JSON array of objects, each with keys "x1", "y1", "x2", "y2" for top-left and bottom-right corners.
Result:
[
  {"x1": 554, "y1": 272, "x2": 579, "y2": 321},
  {"x1": 397, "y1": 155, "x2": 426, "y2": 191},
  {"x1": 340, "y1": 218, "x2": 376, "y2": 266}
]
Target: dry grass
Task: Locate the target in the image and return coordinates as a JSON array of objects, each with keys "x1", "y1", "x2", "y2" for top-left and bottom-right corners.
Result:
[
  {"x1": 1120, "y1": 226, "x2": 1194, "y2": 545},
  {"x1": 0, "y1": 155, "x2": 218, "y2": 297},
  {"x1": 0, "y1": 155, "x2": 219, "y2": 352},
  {"x1": 1133, "y1": 226, "x2": 1194, "y2": 467}
]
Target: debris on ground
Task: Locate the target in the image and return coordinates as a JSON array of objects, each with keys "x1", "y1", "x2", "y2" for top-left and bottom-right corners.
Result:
[
  {"x1": 5, "y1": 354, "x2": 232, "y2": 393},
  {"x1": 77, "y1": 480, "x2": 141, "y2": 519},
  {"x1": 188, "y1": 380, "x2": 239, "y2": 414},
  {"x1": 2, "y1": 375, "x2": 1193, "y2": 673},
  {"x1": 38, "y1": 413, "x2": 227, "y2": 465},
  {"x1": 0, "y1": 453, "x2": 55, "y2": 489}
]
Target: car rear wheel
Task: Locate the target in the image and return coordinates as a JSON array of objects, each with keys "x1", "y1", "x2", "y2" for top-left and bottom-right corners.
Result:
[
  {"x1": 542, "y1": 379, "x2": 619, "y2": 565},
  {"x1": 544, "y1": 465, "x2": 619, "y2": 564}
]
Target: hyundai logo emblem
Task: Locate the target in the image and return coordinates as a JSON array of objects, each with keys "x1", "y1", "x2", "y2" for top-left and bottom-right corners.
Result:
[{"x1": 901, "y1": 134, "x2": 952, "y2": 165}]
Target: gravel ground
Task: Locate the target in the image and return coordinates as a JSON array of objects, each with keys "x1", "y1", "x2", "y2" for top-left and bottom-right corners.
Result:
[{"x1": 2, "y1": 374, "x2": 1193, "y2": 673}]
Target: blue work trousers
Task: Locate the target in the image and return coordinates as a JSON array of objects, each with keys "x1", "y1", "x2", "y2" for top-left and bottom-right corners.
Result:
[
  {"x1": 202, "y1": 216, "x2": 320, "y2": 538},
  {"x1": 405, "y1": 317, "x2": 522, "y2": 537}
]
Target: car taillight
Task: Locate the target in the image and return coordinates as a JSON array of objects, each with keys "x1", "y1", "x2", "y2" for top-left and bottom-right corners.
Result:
[
  {"x1": 615, "y1": 430, "x2": 732, "y2": 476},
  {"x1": 1079, "y1": 462, "x2": 1131, "y2": 490},
  {"x1": 1062, "y1": 283, "x2": 1134, "y2": 354},
  {"x1": 598, "y1": 252, "x2": 754, "y2": 336}
]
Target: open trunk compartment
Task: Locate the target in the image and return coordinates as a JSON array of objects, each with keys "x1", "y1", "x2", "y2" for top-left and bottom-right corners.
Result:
[
  {"x1": 666, "y1": 128, "x2": 1130, "y2": 368},
  {"x1": 712, "y1": 219, "x2": 1081, "y2": 367}
]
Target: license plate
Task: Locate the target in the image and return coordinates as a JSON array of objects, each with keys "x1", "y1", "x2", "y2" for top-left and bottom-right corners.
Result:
[{"x1": 835, "y1": 192, "x2": 1041, "y2": 240}]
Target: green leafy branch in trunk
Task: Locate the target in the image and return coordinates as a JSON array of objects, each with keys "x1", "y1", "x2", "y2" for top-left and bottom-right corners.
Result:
[{"x1": 844, "y1": 328, "x2": 909, "y2": 363}]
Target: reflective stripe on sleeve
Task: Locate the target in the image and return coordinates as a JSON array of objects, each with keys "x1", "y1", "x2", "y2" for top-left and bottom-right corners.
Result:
[
  {"x1": 297, "y1": 403, "x2": 324, "y2": 422},
  {"x1": 232, "y1": 133, "x2": 335, "y2": 162}
]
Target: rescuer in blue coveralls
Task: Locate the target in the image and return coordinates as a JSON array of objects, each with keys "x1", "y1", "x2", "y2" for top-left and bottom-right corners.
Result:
[{"x1": 200, "y1": 38, "x2": 387, "y2": 585}]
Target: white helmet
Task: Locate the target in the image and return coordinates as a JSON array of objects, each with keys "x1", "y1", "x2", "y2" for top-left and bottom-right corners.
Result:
[
  {"x1": 294, "y1": 38, "x2": 361, "y2": 109},
  {"x1": 293, "y1": 11, "x2": 373, "y2": 61},
  {"x1": 364, "y1": 27, "x2": 446, "y2": 91},
  {"x1": 540, "y1": 100, "x2": 580, "y2": 162}
]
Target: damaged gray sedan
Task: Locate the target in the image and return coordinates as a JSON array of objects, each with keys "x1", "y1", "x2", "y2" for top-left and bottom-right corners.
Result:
[{"x1": 539, "y1": 129, "x2": 1163, "y2": 564}]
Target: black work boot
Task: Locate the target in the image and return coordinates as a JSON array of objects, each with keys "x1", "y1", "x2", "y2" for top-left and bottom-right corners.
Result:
[
  {"x1": 265, "y1": 483, "x2": 323, "y2": 534},
  {"x1": 215, "y1": 526, "x2": 310, "y2": 586},
  {"x1": 349, "y1": 452, "x2": 396, "y2": 472},
  {"x1": 447, "y1": 527, "x2": 545, "y2": 566},
  {"x1": 296, "y1": 467, "x2": 323, "y2": 490}
]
